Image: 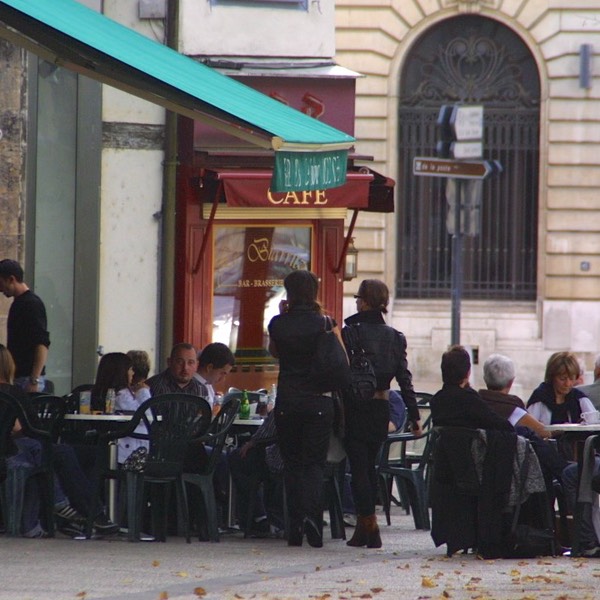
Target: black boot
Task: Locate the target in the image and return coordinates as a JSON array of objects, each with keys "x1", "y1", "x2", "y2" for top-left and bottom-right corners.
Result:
[
  {"x1": 287, "y1": 520, "x2": 303, "y2": 547},
  {"x1": 303, "y1": 517, "x2": 323, "y2": 548}
]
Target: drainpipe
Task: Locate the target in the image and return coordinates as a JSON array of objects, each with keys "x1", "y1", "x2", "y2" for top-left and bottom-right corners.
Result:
[{"x1": 159, "y1": 0, "x2": 179, "y2": 367}]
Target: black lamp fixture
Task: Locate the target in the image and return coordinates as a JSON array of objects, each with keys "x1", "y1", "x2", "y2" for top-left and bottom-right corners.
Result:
[{"x1": 343, "y1": 237, "x2": 359, "y2": 281}]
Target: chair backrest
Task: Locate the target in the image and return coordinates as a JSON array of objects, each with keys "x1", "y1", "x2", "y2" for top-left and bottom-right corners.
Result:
[
  {"x1": 0, "y1": 391, "x2": 53, "y2": 466},
  {"x1": 402, "y1": 391, "x2": 433, "y2": 459},
  {"x1": 196, "y1": 395, "x2": 241, "y2": 475},
  {"x1": 108, "y1": 393, "x2": 212, "y2": 478},
  {"x1": 26, "y1": 394, "x2": 67, "y2": 443}
]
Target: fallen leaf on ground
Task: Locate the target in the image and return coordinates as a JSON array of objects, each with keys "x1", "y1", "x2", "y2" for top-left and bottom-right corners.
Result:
[
  {"x1": 422, "y1": 577, "x2": 438, "y2": 588},
  {"x1": 75, "y1": 593, "x2": 86, "y2": 599},
  {"x1": 152, "y1": 560, "x2": 160, "y2": 567},
  {"x1": 158, "y1": 593, "x2": 168, "y2": 600},
  {"x1": 193, "y1": 588, "x2": 206, "y2": 597},
  {"x1": 176, "y1": 571, "x2": 188, "y2": 578}
]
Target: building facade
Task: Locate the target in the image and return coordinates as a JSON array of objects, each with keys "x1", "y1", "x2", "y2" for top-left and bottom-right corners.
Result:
[
  {"x1": 0, "y1": 0, "x2": 370, "y2": 393},
  {"x1": 336, "y1": 0, "x2": 600, "y2": 395}
]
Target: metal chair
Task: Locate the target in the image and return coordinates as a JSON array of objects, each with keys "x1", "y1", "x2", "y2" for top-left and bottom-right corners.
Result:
[
  {"x1": 87, "y1": 393, "x2": 212, "y2": 542},
  {"x1": 0, "y1": 391, "x2": 56, "y2": 537}
]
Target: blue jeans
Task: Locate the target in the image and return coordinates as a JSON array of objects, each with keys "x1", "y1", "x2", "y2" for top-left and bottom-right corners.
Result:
[
  {"x1": 562, "y1": 458, "x2": 600, "y2": 550},
  {"x1": 15, "y1": 376, "x2": 46, "y2": 393}
]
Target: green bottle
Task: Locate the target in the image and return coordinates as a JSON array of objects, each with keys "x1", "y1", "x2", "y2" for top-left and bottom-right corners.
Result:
[{"x1": 239, "y1": 389, "x2": 251, "y2": 420}]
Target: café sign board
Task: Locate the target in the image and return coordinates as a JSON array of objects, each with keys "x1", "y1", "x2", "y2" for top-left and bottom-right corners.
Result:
[{"x1": 272, "y1": 149, "x2": 348, "y2": 192}]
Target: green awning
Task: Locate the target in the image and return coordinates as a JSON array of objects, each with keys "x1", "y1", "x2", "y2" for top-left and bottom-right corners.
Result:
[{"x1": 0, "y1": 0, "x2": 355, "y2": 190}]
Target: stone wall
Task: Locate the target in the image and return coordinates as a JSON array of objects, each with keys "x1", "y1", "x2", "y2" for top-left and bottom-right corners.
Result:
[
  {"x1": 335, "y1": 0, "x2": 600, "y2": 393},
  {"x1": 0, "y1": 39, "x2": 26, "y2": 344}
]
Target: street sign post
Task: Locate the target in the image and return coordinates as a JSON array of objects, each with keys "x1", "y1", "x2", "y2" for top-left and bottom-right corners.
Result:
[{"x1": 415, "y1": 105, "x2": 501, "y2": 346}]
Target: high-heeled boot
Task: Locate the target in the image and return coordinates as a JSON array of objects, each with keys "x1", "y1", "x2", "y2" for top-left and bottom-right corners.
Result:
[
  {"x1": 346, "y1": 515, "x2": 368, "y2": 547},
  {"x1": 364, "y1": 514, "x2": 382, "y2": 548}
]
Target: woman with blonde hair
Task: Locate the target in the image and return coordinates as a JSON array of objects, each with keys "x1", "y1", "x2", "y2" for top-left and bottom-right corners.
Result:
[{"x1": 527, "y1": 351, "x2": 595, "y2": 425}]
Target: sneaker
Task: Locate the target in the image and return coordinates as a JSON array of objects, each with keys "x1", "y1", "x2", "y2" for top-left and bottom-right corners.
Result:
[
  {"x1": 583, "y1": 545, "x2": 600, "y2": 558},
  {"x1": 343, "y1": 513, "x2": 357, "y2": 527},
  {"x1": 58, "y1": 522, "x2": 86, "y2": 539},
  {"x1": 93, "y1": 513, "x2": 120, "y2": 535},
  {"x1": 23, "y1": 523, "x2": 49, "y2": 539},
  {"x1": 54, "y1": 504, "x2": 85, "y2": 524}
]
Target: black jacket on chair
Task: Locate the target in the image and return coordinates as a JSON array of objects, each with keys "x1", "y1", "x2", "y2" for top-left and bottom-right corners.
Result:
[
  {"x1": 430, "y1": 427, "x2": 516, "y2": 558},
  {"x1": 429, "y1": 385, "x2": 516, "y2": 558}
]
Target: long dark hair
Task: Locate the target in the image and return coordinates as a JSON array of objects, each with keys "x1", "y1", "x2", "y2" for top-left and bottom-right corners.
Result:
[
  {"x1": 91, "y1": 352, "x2": 132, "y2": 409},
  {"x1": 284, "y1": 269, "x2": 322, "y2": 314}
]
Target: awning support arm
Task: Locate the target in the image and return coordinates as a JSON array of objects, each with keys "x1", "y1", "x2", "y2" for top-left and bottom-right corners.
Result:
[
  {"x1": 335, "y1": 208, "x2": 359, "y2": 274},
  {"x1": 193, "y1": 181, "x2": 223, "y2": 275}
]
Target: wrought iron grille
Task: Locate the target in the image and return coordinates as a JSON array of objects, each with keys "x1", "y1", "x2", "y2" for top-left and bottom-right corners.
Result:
[{"x1": 396, "y1": 16, "x2": 540, "y2": 300}]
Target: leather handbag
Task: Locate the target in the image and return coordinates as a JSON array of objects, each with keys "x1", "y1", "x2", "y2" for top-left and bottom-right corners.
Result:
[{"x1": 309, "y1": 316, "x2": 351, "y2": 393}]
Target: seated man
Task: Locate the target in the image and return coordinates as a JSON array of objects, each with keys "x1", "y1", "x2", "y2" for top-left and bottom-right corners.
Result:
[{"x1": 193, "y1": 342, "x2": 235, "y2": 411}]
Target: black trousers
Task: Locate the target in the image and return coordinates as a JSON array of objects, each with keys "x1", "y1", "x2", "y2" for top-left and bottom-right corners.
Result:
[
  {"x1": 344, "y1": 398, "x2": 389, "y2": 517},
  {"x1": 275, "y1": 395, "x2": 334, "y2": 527}
]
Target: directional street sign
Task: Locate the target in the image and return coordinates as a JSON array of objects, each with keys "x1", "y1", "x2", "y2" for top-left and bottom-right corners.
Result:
[
  {"x1": 450, "y1": 105, "x2": 483, "y2": 141},
  {"x1": 450, "y1": 141, "x2": 482, "y2": 159},
  {"x1": 413, "y1": 157, "x2": 492, "y2": 180}
]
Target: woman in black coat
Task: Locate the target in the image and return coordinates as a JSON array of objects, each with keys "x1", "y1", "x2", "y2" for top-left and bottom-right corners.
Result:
[
  {"x1": 268, "y1": 270, "x2": 339, "y2": 548},
  {"x1": 342, "y1": 279, "x2": 420, "y2": 548}
]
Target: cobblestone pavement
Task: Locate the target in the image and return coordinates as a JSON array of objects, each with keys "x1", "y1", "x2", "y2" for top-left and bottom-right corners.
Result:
[{"x1": 0, "y1": 510, "x2": 598, "y2": 600}]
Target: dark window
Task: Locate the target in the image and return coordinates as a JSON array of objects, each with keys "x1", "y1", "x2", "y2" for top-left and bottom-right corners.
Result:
[{"x1": 397, "y1": 16, "x2": 540, "y2": 300}]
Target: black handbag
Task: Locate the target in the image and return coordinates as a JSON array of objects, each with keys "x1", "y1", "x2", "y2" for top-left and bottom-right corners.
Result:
[
  {"x1": 342, "y1": 324, "x2": 377, "y2": 403},
  {"x1": 309, "y1": 316, "x2": 351, "y2": 393}
]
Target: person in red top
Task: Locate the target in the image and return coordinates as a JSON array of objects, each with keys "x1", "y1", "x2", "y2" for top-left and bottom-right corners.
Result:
[{"x1": 0, "y1": 259, "x2": 50, "y2": 393}]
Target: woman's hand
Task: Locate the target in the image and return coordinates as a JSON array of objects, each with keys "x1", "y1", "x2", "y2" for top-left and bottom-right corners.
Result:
[{"x1": 409, "y1": 421, "x2": 423, "y2": 437}]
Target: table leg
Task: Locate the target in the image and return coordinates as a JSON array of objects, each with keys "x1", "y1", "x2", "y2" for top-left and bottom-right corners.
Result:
[{"x1": 108, "y1": 440, "x2": 117, "y2": 522}]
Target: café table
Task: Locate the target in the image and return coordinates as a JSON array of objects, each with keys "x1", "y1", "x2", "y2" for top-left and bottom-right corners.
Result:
[
  {"x1": 545, "y1": 422, "x2": 600, "y2": 556},
  {"x1": 63, "y1": 413, "x2": 133, "y2": 523}
]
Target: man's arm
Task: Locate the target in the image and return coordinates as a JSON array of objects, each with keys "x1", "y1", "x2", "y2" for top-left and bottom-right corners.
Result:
[{"x1": 25, "y1": 344, "x2": 48, "y2": 393}]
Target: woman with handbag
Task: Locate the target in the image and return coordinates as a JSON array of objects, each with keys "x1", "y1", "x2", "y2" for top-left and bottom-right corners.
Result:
[
  {"x1": 342, "y1": 279, "x2": 421, "y2": 548},
  {"x1": 268, "y1": 270, "x2": 346, "y2": 548}
]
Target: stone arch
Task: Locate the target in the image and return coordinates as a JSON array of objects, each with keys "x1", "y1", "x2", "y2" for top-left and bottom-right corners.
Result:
[{"x1": 394, "y1": 14, "x2": 541, "y2": 301}]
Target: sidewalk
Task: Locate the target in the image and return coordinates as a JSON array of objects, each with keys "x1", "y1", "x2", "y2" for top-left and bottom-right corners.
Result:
[{"x1": 0, "y1": 510, "x2": 597, "y2": 600}]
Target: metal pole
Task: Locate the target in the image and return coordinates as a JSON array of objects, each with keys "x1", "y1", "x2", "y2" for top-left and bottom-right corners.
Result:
[{"x1": 451, "y1": 178, "x2": 463, "y2": 345}]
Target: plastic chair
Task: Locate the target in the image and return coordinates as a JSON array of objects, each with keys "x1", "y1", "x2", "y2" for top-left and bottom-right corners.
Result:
[
  {"x1": 0, "y1": 391, "x2": 56, "y2": 537},
  {"x1": 88, "y1": 393, "x2": 212, "y2": 542},
  {"x1": 377, "y1": 427, "x2": 433, "y2": 530},
  {"x1": 181, "y1": 394, "x2": 241, "y2": 542},
  {"x1": 27, "y1": 394, "x2": 67, "y2": 443}
]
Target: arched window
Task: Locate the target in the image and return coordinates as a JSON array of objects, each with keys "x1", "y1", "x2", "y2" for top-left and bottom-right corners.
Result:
[{"x1": 396, "y1": 16, "x2": 540, "y2": 300}]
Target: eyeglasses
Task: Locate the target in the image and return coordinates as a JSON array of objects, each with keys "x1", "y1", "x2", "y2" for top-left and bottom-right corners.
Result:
[{"x1": 353, "y1": 295, "x2": 362, "y2": 299}]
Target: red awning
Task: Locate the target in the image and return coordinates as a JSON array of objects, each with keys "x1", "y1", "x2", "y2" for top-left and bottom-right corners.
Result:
[{"x1": 199, "y1": 167, "x2": 394, "y2": 212}]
